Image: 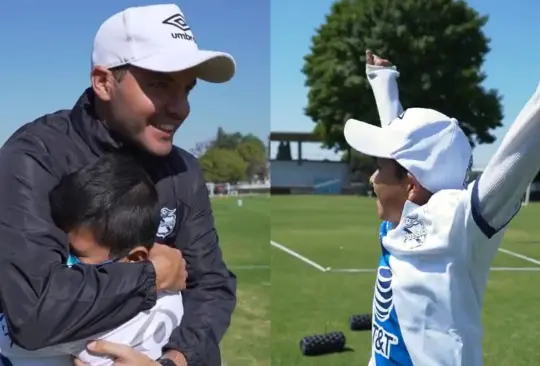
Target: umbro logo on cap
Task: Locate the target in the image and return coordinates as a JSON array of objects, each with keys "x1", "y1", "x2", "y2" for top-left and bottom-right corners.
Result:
[
  {"x1": 162, "y1": 13, "x2": 195, "y2": 42},
  {"x1": 162, "y1": 13, "x2": 191, "y2": 31}
]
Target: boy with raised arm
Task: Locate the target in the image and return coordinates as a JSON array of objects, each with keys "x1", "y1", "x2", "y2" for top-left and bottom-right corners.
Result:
[{"x1": 345, "y1": 51, "x2": 540, "y2": 365}]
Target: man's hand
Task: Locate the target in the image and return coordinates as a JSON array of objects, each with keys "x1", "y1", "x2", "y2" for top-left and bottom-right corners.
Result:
[
  {"x1": 366, "y1": 49, "x2": 393, "y2": 67},
  {"x1": 72, "y1": 341, "x2": 188, "y2": 366},
  {"x1": 72, "y1": 340, "x2": 158, "y2": 366},
  {"x1": 162, "y1": 349, "x2": 188, "y2": 366},
  {"x1": 150, "y1": 243, "x2": 188, "y2": 292}
]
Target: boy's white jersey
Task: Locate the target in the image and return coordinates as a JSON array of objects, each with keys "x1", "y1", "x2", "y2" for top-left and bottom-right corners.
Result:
[
  {"x1": 363, "y1": 61, "x2": 540, "y2": 366},
  {"x1": 0, "y1": 291, "x2": 183, "y2": 366},
  {"x1": 368, "y1": 181, "x2": 512, "y2": 366}
]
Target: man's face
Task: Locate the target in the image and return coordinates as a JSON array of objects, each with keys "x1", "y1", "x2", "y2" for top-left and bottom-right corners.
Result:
[
  {"x1": 93, "y1": 66, "x2": 197, "y2": 156},
  {"x1": 369, "y1": 158, "x2": 410, "y2": 223}
]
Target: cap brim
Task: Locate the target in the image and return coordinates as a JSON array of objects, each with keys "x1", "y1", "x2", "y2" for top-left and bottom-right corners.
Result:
[
  {"x1": 131, "y1": 49, "x2": 236, "y2": 83},
  {"x1": 343, "y1": 119, "x2": 394, "y2": 158}
]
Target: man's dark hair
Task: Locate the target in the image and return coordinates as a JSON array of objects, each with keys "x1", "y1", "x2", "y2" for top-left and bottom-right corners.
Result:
[{"x1": 50, "y1": 152, "x2": 159, "y2": 258}]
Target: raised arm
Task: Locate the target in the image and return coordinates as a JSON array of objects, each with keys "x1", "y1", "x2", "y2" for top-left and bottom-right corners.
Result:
[
  {"x1": 366, "y1": 50, "x2": 404, "y2": 127},
  {"x1": 473, "y1": 81, "x2": 540, "y2": 237},
  {"x1": 0, "y1": 134, "x2": 157, "y2": 350}
]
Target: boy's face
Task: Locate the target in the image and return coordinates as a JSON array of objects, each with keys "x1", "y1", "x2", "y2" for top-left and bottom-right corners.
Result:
[
  {"x1": 68, "y1": 227, "x2": 150, "y2": 265},
  {"x1": 369, "y1": 158, "x2": 410, "y2": 224}
]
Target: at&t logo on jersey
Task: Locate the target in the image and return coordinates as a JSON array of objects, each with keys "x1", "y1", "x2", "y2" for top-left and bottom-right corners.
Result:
[
  {"x1": 373, "y1": 322, "x2": 398, "y2": 358},
  {"x1": 372, "y1": 265, "x2": 399, "y2": 359},
  {"x1": 374, "y1": 266, "x2": 393, "y2": 321}
]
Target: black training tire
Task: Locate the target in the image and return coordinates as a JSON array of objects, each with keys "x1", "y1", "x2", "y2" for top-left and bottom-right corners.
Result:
[
  {"x1": 299, "y1": 331, "x2": 346, "y2": 356},
  {"x1": 349, "y1": 313, "x2": 372, "y2": 331}
]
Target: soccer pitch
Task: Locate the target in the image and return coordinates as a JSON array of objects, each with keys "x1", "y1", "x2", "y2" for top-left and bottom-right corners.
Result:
[
  {"x1": 216, "y1": 194, "x2": 540, "y2": 365},
  {"x1": 214, "y1": 196, "x2": 270, "y2": 366},
  {"x1": 271, "y1": 195, "x2": 540, "y2": 366}
]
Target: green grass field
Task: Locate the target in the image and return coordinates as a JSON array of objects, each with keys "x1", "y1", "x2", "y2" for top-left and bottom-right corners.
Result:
[
  {"x1": 214, "y1": 196, "x2": 270, "y2": 366},
  {"x1": 215, "y1": 194, "x2": 540, "y2": 365},
  {"x1": 271, "y1": 195, "x2": 540, "y2": 366}
]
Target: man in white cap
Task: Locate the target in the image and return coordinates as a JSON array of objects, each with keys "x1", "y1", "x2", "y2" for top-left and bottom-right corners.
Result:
[
  {"x1": 344, "y1": 51, "x2": 540, "y2": 365},
  {"x1": 0, "y1": 4, "x2": 236, "y2": 366}
]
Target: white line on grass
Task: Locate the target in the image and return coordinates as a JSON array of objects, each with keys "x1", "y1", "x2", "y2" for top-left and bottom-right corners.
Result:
[
  {"x1": 270, "y1": 240, "x2": 328, "y2": 272},
  {"x1": 497, "y1": 248, "x2": 540, "y2": 266},
  {"x1": 327, "y1": 267, "x2": 540, "y2": 273}
]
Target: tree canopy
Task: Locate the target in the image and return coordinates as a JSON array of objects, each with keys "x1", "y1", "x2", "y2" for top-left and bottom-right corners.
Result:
[
  {"x1": 196, "y1": 127, "x2": 267, "y2": 183},
  {"x1": 302, "y1": 0, "x2": 503, "y2": 152}
]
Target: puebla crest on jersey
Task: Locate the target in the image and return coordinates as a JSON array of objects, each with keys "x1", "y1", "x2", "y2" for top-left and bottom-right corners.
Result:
[
  {"x1": 403, "y1": 213, "x2": 426, "y2": 248},
  {"x1": 156, "y1": 207, "x2": 177, "y2": 238}
]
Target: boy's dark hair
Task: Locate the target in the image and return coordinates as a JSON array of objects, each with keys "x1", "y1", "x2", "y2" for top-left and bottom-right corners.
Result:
[
  {"x1": 394, "y1": 161, "x2": 408, "y2": 180},
  {"x1": 50, "y1": 152, "x2": 159, "y2": 258}
]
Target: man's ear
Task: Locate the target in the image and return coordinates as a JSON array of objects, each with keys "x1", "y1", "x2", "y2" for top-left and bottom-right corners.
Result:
[
  {"x1": 90, "y1": 66, "x2": 116, "y2": 102},
  {"x1": 127, "y1": 246, "x2": 150, "y2": 263}
]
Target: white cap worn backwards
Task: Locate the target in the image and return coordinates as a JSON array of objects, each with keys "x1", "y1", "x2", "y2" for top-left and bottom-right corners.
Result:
[
  {"x1": 92, "y1": 3, "x2": 236, "y2": 83},
  {"x1": 344, "y1": 108, "x2": 473, "y2": 193}
]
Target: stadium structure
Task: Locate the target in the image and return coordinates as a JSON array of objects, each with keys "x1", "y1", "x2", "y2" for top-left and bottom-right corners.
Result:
[
  {"x1": 269, "y1": 130, "x2": 540, "y2": 203},
  {"x1": 269, "y1": 131, "x2": 351, "y2": 195}
]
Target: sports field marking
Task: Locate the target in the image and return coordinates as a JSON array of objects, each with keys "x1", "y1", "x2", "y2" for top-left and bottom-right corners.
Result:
[
  {"x1": 270, "y1": 240, "x2": 327, "y2": 272},
  {"x1": 327, "y1": 266, "x2": 540, "y2": 273},
  {"x1": 497, "y1": 248, "x2": 540, "y2": 266},
  {"x1": 229, "y1": 264, "x2": 270, "y2": 270},
  {"x1": 268, "y1": 239, "x2": 540, "y2": 272}
]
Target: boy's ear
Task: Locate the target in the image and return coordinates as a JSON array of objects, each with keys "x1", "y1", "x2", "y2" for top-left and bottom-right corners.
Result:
[
  {"x1": 406, "y1": 172, "x2": 431, "y2": 205},
  {"x1": 126, "y1": 246, "x2": 150, "y2": 263}
]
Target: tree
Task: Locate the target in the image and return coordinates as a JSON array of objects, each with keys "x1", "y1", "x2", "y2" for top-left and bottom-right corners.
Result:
[
  {"x1": 197, "y1": 128, "x2": 268, "y2": 182},
  {"x1": 189, "y1": 140, "x2": 213, "y2": 158},
  {"x1": 302, "y1": 0, "x2": 503, "y2": 152},
  {"x1": 236, "y1": 135, "x2": 267, "y2": 180},
  {"x1": 199, "y1": 147, "x2": 248, "y2": 183},
  {"x1": 213, "y1": 127, "x2": 244, "y2": 150}
]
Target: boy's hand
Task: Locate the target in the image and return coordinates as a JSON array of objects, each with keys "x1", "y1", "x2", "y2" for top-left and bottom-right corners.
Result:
[{"x1": 366, "y1": 49, "x2": 393, "y2": 67}]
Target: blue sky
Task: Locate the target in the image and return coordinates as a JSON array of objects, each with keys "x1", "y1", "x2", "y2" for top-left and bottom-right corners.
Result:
[
  {"x1": 271, "y1": 0, "x2": 540, "y2": 168},
  {"x1": 0, "y1": 0, "x2": 269, "y2": 154},
  {"x1": 1, "y1": 1, "x2": 539, "y2": 169}
]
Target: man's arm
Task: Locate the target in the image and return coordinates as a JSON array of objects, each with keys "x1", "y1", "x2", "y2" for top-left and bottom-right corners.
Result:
[
  {"x1": 366, "y1": 52, "x2": 404, "y2": 127},
  {"x1": 0, "y1": 134, "x2": 157, "y2": 350},
  {"x1": 163, "y1": 153, "x2": 237, "y2": 365},
  {"x1": 473, "y1": 81, "x2": 540, "y2": 237}
]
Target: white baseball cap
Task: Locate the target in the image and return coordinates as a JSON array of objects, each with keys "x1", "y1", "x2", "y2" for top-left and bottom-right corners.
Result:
[
  {"x1": 344, "y1": 108, "x2": 473, "y2": 193},
  {"x1": 91, "y1": 4, "x2": 235, "y2": 83}
]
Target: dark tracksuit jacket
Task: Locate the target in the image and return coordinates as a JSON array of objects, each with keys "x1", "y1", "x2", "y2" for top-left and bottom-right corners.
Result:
[{"x1": 0, "y1": 88, "x2": 237, "y2": 365}]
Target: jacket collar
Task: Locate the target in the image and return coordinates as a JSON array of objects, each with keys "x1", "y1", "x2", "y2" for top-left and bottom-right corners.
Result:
[{"x1": 70, "y1": 88, "x2": 127, "y2": 156}]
